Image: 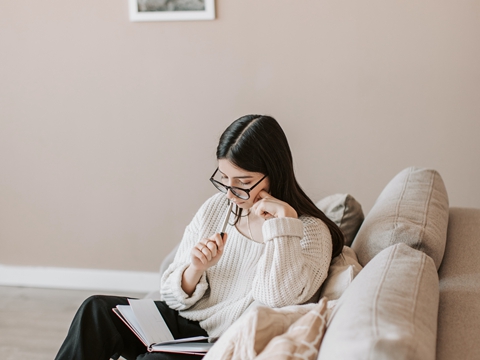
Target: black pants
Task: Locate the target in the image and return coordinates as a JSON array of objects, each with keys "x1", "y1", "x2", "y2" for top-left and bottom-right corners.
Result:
[{"x1": 55, "y1": 295, "x2": 208, "y2": 360}]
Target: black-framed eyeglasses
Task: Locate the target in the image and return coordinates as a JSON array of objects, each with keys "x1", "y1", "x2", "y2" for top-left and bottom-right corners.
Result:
[{"x1": 209, "y1": 168, "x2": 267, "y2": 200}]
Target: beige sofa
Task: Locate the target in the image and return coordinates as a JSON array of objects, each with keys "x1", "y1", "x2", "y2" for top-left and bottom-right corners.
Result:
[
  {"x1": 156, "y1": 167, "x2": 480, "y2": 360},
  {"x1": 317, "y1": 167, "x2": 480, "y2": 360}
]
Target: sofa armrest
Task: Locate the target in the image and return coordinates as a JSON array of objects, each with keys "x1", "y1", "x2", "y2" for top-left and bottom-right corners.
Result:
[{"x1": 436, "y1": 207, "x2": 480, "y2": 360}]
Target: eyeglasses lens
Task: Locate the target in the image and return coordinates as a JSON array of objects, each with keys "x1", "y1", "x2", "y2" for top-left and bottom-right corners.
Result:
[
  {"x1": 231, "y1": 188, "x2": 249, "y2": 200},
  {"x1": 210, "y1": 173, "x2": 249, "y2": 200}
]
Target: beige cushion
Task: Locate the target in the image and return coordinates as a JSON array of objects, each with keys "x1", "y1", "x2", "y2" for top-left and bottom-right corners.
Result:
[
  {"x1": 318, "y1": 243, "x2": 439, "y2": 360},
  {"x1": 256, "y1": 298, "x2": 328, "y2": 360},
  {"x1": 316, "y1": 193, "x2": 364, "y2": 246},
  {"x1": 351, "y1": 167, "x2": 449, "y2": 269},
  {"x1": 319, "y1": 246, "x2": 362, "y2": 301},
  {"x1": 436, "y1": 207, "x2": 480, "y2": 360}
]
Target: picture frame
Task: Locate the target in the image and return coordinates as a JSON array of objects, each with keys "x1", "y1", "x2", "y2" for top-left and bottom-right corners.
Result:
[{"x1": 128, "y1": 0, "x2": 215, "y2": 22}]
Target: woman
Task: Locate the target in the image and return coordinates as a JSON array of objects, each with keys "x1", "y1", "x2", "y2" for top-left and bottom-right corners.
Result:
[{"x1": 55, "y1": 114, "x2": 344, "y2": 360}]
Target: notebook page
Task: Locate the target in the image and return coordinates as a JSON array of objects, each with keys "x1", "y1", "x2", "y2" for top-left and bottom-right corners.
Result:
[
  {"x1": 150, "y1": 341, "x2": 214, "y2": 354},
  {"x1": 128, "y1": 299, "x2": 174, "y2": 345},
  {"x1": 114, "y1": 306, "x2": 149, "y2": 346}
]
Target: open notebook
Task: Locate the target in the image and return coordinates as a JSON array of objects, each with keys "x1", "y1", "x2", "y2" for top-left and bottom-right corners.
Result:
[{"x1": 112, "y1": 299, "x2": 214, "y2": 354}]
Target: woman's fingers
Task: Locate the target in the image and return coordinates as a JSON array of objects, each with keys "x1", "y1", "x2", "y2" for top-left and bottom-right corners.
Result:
[
  {"x1": 254, "y1": 206, "x2": 275, "y2": 220},
  {"x1": 192, "y1": 233, "x2": 228, "y2": 269},
  {"x1": 209, "y1": 233, "x2": 226, "y2": 252},
  {"x1": 251, "y1": 197, "x2": 277, "y2": 219},
  {"x1": 254, "y1": 189, "x2": 271, "y2": 203},
  {"x1": 206, "y1": 241, "x2": 217, "y2": 258},
  {"x1": 196, "y1": 242, "x2": 214, "y2": 261},
  {"x1": 192, "y1": 242, "x2": 209, "y2": 262},
  {"x1": 251, "y1": 191, "x2": 297, "y2": 219},
  {"x1": 192, "y1": 247, "x2": 208, "y2": 265}
]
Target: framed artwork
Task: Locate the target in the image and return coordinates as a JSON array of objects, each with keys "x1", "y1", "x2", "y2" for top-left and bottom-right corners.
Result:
[{"x1": 128, "y1": 0, "x2": 215, "y2": 22}]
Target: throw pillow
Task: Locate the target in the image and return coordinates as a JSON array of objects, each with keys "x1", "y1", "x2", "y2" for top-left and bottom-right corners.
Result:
[
  {"x1": 319, "y1": 246, "x2": 362, "y2": 300},
  {"x1": 318, "y1": 243, "x2": 439, "y2": 360},
  {"x1": 351, "y1": 167, "x2": 449, "y2": 269},
  {"x1": 255, "y1": 298, "x2": 328, "y2": 360},
  {"x1": 316, "y1": 193, "x2": 364, "y2": 246}
]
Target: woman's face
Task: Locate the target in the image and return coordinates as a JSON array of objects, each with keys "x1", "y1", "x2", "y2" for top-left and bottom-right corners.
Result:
[{"x1": 217, "y1": 159, "x2": 269, "y2": 209}]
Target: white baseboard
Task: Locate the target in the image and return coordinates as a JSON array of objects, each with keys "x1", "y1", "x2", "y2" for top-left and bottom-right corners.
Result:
[{"x1": 0, "y1": 264, "x2": 159, "y2": 294}]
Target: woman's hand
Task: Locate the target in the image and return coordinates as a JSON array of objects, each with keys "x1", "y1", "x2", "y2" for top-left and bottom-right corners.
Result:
[
  {"x1": 182, "y1": 233, "x2": 228, "y2": 296},
  {"x1": 251, "y1": 190, "x2": 298, "y2": 220},
  {"x1": 190, "y1": 233, "x2": 227, "y2": 272}
]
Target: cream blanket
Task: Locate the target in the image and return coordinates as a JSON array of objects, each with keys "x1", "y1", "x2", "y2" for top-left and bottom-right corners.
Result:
[{"x1": 204, "y1": 298, "x2": 333, "y2": 360}]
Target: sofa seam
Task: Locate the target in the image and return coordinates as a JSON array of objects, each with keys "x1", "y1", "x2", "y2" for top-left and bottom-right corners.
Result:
[
  {"x1": 368, "y1": 245, "x2": 397, "y2": 359},
  {"x1": 389, "y1": 168, "x2": 411, "y2": 248},
  {"x1": 407, "y1": 253, "x2": 427, "y2": 359},
  {"x1": 416, "y1": 171, "x2": 435, "y2": 254}
]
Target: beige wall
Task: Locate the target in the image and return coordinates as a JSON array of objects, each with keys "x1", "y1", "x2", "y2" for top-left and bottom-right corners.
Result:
[{"x1": 1, "y1": 0, "x2": 479, "y2": 272}]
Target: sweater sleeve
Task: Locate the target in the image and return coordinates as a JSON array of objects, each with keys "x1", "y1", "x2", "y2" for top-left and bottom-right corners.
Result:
[
  {"x1": 252, "y1": 216, "x2": 332, "y2": 308},
  {"x1": 160, "y1": 194, "x2": 227, "y2": 310},
  {"x1": 160, "y1": 227, "x2": 209, "y2": 311}
]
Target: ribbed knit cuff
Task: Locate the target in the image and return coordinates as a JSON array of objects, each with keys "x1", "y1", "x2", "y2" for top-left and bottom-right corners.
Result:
[
  {"x1": 162, "y1": 263, "x2": 209, "y2": 309},
  {"x1": 262, "y1": 217, "x2": 304, "y2": 242}
]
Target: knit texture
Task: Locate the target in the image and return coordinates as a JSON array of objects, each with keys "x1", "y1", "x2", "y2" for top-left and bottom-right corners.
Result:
[{"x1": 160, "y1": 193, "x2": 332, "y2": 338}]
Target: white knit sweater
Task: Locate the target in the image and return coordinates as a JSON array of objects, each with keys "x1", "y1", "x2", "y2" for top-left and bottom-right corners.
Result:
[{"x1": 160, "y1": 193, "x2": 332, "y2": 338}]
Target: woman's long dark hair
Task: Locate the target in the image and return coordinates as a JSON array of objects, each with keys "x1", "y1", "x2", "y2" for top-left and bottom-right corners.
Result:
[{"x1": 216, "y1": 114, "x2": 344, "y2": 258}]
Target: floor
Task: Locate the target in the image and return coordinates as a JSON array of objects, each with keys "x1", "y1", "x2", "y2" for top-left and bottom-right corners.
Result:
[{"x1": 0, "y1": 286, "x2": 144, "y2": 360}]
